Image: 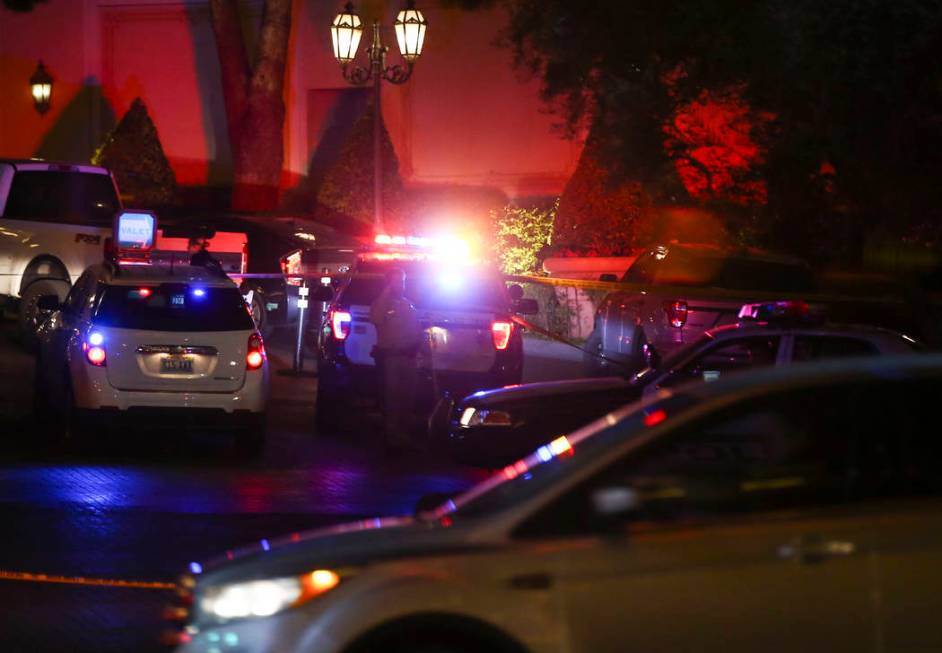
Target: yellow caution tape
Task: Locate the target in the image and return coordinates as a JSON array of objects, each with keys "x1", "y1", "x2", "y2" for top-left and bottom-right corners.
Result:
[{"x1": 0, "y1": 569, "x2": 176, "y2": 590}]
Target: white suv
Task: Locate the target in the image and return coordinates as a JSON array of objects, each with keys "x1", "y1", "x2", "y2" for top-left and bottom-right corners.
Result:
[
  {"x1": 0, "y1": 160, "x2": 121, "y2": 339},
  {"x1": 34, "y1": 263, "x2": 269, "y2": 451}
]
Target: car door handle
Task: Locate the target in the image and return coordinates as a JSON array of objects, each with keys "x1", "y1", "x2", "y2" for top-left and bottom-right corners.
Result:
[
  {"x1": 507, "y1": 572, "x2": 553, "y2": 590},
  {"x1": 778, "y1": 536, "x2": 856, "y2": 564}
]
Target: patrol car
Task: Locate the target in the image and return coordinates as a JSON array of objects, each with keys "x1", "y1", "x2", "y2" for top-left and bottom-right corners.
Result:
[
  {"x1": 314, "y1": 236, "x2": 538, "y2": 430},
  {"x1": 33, "y1": 260, "x2": 269, "y2": 451},
  {"x1": 443, "y1": 301, "x2": 920, "y2": 467},
  {"x1": 173, "y1": 355, "x2": 942, "y2": 653},
  {"x1": 0, "y1": 159, "x2": 121, "y2": 341}
]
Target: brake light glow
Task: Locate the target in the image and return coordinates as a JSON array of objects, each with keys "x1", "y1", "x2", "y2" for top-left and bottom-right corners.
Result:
[
  {"x1": 492, "y1": 321, "x2": 513, "y2": 350},
  {"x1": 86, "y1": 345, "x2": 106, "y2": 366},
  {"x1": 331, "y1": 311, "x2": 352, "y2": 340},
  {"x1": 644, "y1": 409, "x2": 667, "y2": 427},
  {"x1": 246, "y1": 333, "x2": 265, "y2": 370},
  {"x1": 241, "y1": 242, "x2": 249, "y2": 275},
  {"x1": 665, "y1": 300, "x2": 688, "y2": 328}
]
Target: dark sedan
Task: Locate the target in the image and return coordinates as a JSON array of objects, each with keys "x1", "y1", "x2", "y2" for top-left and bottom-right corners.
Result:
[{"x1": 441, "y1": 308, "x2": 918, "y2": 468}]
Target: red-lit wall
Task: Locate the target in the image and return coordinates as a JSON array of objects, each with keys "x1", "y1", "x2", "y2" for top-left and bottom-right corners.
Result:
[{"x1": 0, "y1": 0, "x2": 580, "y2": 202}]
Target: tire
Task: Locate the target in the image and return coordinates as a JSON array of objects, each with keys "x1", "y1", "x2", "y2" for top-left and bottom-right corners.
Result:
[
  {"x1": 248, "y1": 291, "x2": 275, "y2": 339},
  {"x1": 236, "y1": 414, "x2": 267, "y2": 457},
  {"x1": 18, "y1": 279, "x2": 68, "y2": 348}
]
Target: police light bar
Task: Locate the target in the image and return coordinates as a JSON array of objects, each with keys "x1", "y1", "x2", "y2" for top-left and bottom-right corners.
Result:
[
  {"x1": 739, "y1": 300, "x2": 824, "y2": 324},
  {"x1": 112, "y1": 210, "x2": 158, "y2": 265},
  {"x1": 373, "y1": 234, "x2": 472, "y2": 261}
]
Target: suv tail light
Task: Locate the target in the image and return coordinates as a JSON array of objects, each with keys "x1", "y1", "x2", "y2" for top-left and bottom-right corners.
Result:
[
  {"x1": 280, "y1": 249, "x2": 302, "y2": 286},
  {"x1": 664, "y1": 301, "x2": 688, "y2": 328},
  {"x1": 240, "y1": 242, "x2": 249, "y2": 275},
  {"x1": 330, "y1": 310, "x2": 352, "y2": 340},
  {"x1": 246, "y1": 333, "x2": 265, "y2": 370},
  {"x1": 83, "y1": 331, "x2": 107, "y2": 367},
  {"x1": 492, "y1": 321, "x2": 513, "y2": 350}
]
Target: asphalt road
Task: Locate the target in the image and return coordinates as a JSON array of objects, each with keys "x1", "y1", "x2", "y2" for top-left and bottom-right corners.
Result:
[{"x1": 0, "y1": 321, "x2": 585, "y2": 652}]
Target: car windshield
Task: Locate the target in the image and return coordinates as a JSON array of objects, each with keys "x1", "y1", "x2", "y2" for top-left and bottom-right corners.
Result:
[
  {"x1": 93, "y1": 284, "x2": 255, "y2": 332},
  {"x1": 345, "y1": 262, "x2": 510, "y2": 312},
  {"x1": 432, "y1": 394, "x2": 693, "y2": 522},
  {"x1": 4, "y1": 171, "x2": 119, "y2": 226}
]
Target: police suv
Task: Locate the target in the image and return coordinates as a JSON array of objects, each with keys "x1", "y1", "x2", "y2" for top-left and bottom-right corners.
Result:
[
  {"x1": 314, "y1": 236, "x2": 538, "y2": 430},
  {"x1": 0, "y1": 159, "x2": 121, "y2": 340},
  {"x1": 34, "y1": 258, "x2": 270, "y2": 451}
]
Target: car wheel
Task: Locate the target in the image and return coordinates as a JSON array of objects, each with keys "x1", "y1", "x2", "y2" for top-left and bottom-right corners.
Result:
[
  {"x1": 583, "y1": 329, "x2": 607, "y2": 376},
  {"x1": 18, "y1": 279, "x2": 67, "y2": 348},
  {"x1": 235, "y1": 414, "x2": 267, "y2": 457},
  {"x1": 249, "y1": 292, "x2": 274, "y2": 339}
]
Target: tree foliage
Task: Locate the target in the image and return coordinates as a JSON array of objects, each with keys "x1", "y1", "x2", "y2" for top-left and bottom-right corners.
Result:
[
  {"x1": 92, "y1": 98, "x2": 177, "y2": 206},
  {"x1": 492, "y1": 199, "x2": 557, "y2": 274},
  {"x1": 485, "y1": 0, "x2": 942, "y2": 263},
  {"x1": 317, "y1": 102, "x2": 404, "y2": 229}
]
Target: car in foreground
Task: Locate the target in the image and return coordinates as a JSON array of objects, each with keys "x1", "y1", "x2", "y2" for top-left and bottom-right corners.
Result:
[
  {"x1": 173, "y1": 354, "x2": 942, "y2": 653},
  {"x1": 315, "y1": 237, "x2": 538, "y2": 430},
  {"x1": 34, "y1": 262, "x2": 269, "y2": 451},
  {"x1": 442, "y1": 301, "x2": 920, "y2": 467}
]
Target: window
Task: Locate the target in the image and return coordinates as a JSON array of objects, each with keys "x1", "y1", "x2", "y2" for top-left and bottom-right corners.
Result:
[
  {"x1": 517, "y1": 376, "x2": 942, "y2": 539},
  {"x1": 660, "y1": 336, "x2": 780, "y2": 387},
  {"x1": 3, "y1": 171, "x2": 119, "y2": 226},
  {"x1": 792, "y1": 336, "x2": 878, "y2": 361},
  {"x1": 93, "y1": 284, "x2": 254, "y2": 332}
]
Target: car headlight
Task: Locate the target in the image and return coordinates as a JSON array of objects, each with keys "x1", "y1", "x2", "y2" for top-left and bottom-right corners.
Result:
[
  {"x1": 458, "y1": 407, "x2": 512, "y2": 427},
  {"x1": 201, "y1": 569, "x2": 340, "y2": 620}
]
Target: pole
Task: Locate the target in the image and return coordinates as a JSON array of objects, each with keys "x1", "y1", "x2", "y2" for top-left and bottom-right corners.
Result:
[
  {"x1": 294, "y1": 282, "x2": 309, "y2": 373},
  {"x1": 370, "y1": 20, "x2": 385, "y2": 235}
]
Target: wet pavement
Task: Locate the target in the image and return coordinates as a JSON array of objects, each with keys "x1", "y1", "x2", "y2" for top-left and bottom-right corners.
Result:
[{"x1": 0, "y1": 321, "x2": 583, "y2": 651}]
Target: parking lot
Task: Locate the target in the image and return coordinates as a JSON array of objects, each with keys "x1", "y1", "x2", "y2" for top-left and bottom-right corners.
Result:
[{"x1": 0, "y1": 317, "x2": 582, "y2": 652}]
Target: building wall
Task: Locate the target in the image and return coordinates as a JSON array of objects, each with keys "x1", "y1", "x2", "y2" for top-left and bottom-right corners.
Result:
[{"x1": 0, "y1": 0, "x2": 580, "y2": 204}]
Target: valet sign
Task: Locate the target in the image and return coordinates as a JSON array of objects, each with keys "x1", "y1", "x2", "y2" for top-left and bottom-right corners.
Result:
[{"x1": 114, "y1": 210, "x2": 157, "y2": 251}]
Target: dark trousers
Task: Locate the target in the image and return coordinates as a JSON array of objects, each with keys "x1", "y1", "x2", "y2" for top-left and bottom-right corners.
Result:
[{"x1": 376, "y1": 350, "x2": 418, "y2": 447}]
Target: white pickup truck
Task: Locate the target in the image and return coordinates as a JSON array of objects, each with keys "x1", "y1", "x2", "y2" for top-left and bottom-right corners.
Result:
[{"x1": 0, "y1": 159, "x2": 122, "y2": 340}]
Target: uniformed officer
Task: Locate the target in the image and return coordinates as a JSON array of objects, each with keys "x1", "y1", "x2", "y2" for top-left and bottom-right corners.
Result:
[
  {"x1": 370, "y1": 269, "x2": 422, "y2": 451},
  {"x1": 188, "y1": 237, "x2": 224, "y2": 274}
]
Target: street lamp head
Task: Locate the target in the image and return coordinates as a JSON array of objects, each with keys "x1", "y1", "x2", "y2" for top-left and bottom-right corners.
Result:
[
  {"x1": 29, "y1": 60, "x2": 53, "y2": 116},
  {"x1": 394, "y1": 1, "x2": 427, "y2": 62},
  {"x1": 331, "y1": 2, "x2": 364, "y2": 64}
]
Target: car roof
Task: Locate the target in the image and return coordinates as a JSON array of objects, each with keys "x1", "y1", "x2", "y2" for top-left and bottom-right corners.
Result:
[
  {"x1": 87, "y1": 263, "x2": 238, "y2": 288},
  {"x1": 706, "y1": 321, "x2": 915, "y2": 343},
  {"x1": 648, "y1": 242, "x2": 809, "y2": 267},
  {"x1": 0, "y1": 159, "x2": 111, "y2": 175}
]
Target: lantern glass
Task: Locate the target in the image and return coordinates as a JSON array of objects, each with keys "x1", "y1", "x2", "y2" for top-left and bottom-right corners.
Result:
[
  {"x1": 31, "y1": 82, "x2": 51, "y2": 103},
  {"x1": 29, "y1": 61, "x2": 53, "y2": 115},
  {"x1": 331, "y1": 7, "x2": 363, "y2": 64},
  {"x1": 394, "y1": 6, "x2": 427, "y2": 61}
]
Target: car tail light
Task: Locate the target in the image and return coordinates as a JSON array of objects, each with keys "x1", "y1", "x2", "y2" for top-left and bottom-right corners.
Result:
[
  {"x1": 246, "y1": 333, "x2": 265, "y2": 370},
  {"x1": 83, "y1": 332, "x2": 107, "y2": 366},
  {"x1": 280, "y1": 249, "x2": 302, "y2": 286},
  {"x1": 241, "y1": 242, "x2": 249, "y2": 275},
  {"x1": 664, "y1": 300, "x2": 688, "y2": 328},
  {"x1": 330, "y1": 310, "x2": 352, "y2": 340},
  {"x1": 492, "y1": 321, "x2": 513, "y2": 350}
]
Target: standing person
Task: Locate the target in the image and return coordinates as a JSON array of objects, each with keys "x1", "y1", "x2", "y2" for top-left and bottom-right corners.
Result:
[
  {"x1": 188, "y1": 237, "x2": 224, "y2": 275},
  {"x1": 370, "y1": 269, "x2": 422, "y2": 452}
]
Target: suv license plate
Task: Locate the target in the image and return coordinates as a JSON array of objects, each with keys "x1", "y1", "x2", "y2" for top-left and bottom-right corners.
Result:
[{"x1": 161, "y1": 356, "x2": 194, "y2": 374}]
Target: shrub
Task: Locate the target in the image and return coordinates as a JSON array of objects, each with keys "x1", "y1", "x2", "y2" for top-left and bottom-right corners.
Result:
[
  {"x1": 91, "y1": 98, "x2": 177, "y2": 206},
  {"x1": 492, "y1": 200, "x2": 557, "y2": 275}
]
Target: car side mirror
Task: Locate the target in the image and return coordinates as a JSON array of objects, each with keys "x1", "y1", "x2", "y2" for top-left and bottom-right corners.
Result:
[
  {"x1": 599, "y1": 273, "x2": 618, "y2": 283},
  {"x1": 312, "y1": 285, "x2": 334, "y2": 302},
  {"x1": 37, "y1": 295, "x2": 61, "y2": 312},
  {"x1": 508, "y1": 283, "x2": 525, "y2": 301},
  {"x1": 514, "y1": 298, "x2": 539, "y2": 315}
]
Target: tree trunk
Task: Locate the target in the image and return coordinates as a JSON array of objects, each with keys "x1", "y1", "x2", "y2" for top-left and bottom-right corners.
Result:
[{"x1": 209, "y1": 0, "x2": 292, "y2": 212}]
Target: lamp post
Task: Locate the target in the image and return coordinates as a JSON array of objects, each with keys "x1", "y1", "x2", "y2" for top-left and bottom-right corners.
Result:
[
  {"x1": 30, "y1": 61, "x2": 53, "y2": 116},
  {"x1": 330, "y1": 2, "x2": 427, "y2": 234}
]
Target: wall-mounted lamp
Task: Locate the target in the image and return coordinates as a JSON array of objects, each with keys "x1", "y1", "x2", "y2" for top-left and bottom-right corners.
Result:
[{"x1": 30, "y1": 60, "x2": 53, "y2": 115}]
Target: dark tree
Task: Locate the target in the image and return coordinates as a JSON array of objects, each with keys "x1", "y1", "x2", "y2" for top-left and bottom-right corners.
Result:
[
  {"x1": 92, "y1": 98, "x2": 177, "y2": 207},
  {"x1": 209, "y1": 0, "x2": 291, "y2": 212},
  {"x1": 317, "y1": 101, "x2": 404, "y2": 229}
]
